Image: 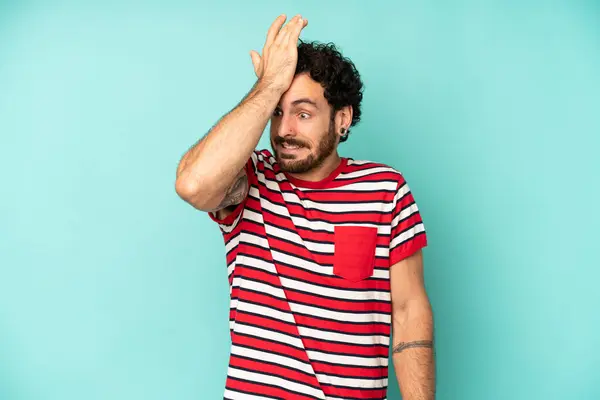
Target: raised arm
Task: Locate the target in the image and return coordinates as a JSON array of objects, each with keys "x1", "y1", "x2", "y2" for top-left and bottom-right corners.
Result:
[
  {"x1": 174, "y1": 14, "x2": 308, "y2": 213},
  {"x1": 174, "y1": 81, "x2": 280, "y2": 211}
]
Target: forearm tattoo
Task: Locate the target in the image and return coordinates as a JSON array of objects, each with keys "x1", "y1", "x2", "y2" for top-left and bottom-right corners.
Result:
[
  {"x1": 393, "y1": 340, "x2": 434, "y2": 354},
  {"x1": 217, "y1": 174, "x2": 248, "y2": 209}
]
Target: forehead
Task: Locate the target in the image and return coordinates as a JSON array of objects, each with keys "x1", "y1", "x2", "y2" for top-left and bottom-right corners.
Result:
[{"x1": 278, "y1": 73, "x2": 326, "y2": 108}]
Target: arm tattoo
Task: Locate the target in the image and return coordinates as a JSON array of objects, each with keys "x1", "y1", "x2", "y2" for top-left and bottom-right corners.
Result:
[
  {"x1": 216, "y1": 173, "x2": 248, "y2": 209},
  {"x1": 393, "y1": 340, "x2": 434, "y2": 354}
]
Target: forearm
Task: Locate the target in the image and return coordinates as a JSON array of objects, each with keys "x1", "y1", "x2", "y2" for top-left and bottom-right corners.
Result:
[
  {"x1": 392, "y1": 299, "x2": 436, "y2": 400},
  {"x1": 175, "y1": 80, "x2": 282, "y2": 208}
]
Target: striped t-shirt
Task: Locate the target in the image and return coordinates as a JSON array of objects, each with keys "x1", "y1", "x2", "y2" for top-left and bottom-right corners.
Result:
[{"x1": 209, "y1": 149, "x2": 427, "y2": 400}]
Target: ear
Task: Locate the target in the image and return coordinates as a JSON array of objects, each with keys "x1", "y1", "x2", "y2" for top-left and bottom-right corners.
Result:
[{"x1": 335, "y1": 105, "x2": 353, "y2": 136}]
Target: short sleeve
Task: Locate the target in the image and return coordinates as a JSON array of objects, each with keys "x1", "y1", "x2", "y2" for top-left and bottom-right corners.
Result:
[
  {"x1": 389, "y1": 175, "x2": 428, "y2": 266},
  {"x1": 208, "y1": 152, "x2": 258, "y2": 233}
]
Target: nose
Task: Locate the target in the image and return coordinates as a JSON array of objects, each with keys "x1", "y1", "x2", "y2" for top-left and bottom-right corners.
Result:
[{"x1": 275, "y1": 114, "x2": 297, "y2": 138}]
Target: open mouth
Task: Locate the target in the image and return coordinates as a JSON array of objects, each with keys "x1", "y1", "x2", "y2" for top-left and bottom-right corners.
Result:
[{"x1": 279, "y1": 142, "x2": 305, "y2": 152}]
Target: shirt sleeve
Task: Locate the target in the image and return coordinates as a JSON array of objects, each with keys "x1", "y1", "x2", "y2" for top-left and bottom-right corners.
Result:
[
  {"x1": 208, "y1": 153, "x2": 258, "y2": 234},
  {"x1": 389, "y1": 174, "x2": 428, "y2": 266}
]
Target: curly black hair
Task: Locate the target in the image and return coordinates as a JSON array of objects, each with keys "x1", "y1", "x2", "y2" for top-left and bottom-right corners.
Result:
[{"x1": 295, "y1": 40, "x2": 364, "y2": 142}]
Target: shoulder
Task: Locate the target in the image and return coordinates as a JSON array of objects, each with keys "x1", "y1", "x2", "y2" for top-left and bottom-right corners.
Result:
[
  {"x1": 344, "y1": 157, "x2": 407, "y2": 186},
  {"x1": 252, "y1": 149, "x2": 276, "y2": 167}
]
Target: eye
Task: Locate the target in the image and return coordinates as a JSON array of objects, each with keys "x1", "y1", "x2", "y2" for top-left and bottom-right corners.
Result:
[
  {"x1": 273, "y1": 109, "x2": 282, "y2": 117},
  {"x1": 299, "y1": 112, "x2": 310, "y2": 119}
]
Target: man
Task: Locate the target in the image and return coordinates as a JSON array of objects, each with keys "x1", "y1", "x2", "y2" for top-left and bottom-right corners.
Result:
[{"x1": 175, "y1": 14, "x2": 435, "y2": 400}]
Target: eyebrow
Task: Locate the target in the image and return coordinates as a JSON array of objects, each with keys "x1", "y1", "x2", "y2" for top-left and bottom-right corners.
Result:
[{"x1": 290, "y1": 98, "x2": 319, "y2": 109}]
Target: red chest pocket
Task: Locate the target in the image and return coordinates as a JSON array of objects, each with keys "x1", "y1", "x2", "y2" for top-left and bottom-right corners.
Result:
[{"x1": 333, "y1": 226, "x2": 377, "y2": 282}]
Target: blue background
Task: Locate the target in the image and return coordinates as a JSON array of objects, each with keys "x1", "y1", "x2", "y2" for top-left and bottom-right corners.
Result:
[{"x1": 1, "y1": 1, "x2": 599, "y2": 399}]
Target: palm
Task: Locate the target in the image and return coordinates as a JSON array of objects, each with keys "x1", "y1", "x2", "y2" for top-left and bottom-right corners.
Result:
[{"x1": 250, "y1": 15, "x2": 308, "y2": 80}]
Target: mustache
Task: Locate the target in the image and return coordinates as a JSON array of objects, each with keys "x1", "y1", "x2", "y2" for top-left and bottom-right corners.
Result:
[{"x1": 274, "y1": 137, "x2": 309, "y2": 148}]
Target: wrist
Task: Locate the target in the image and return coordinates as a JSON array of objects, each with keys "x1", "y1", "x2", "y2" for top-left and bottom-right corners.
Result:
[{"x1": 256, "y1": 78, "x2": 287, "y2": 97}]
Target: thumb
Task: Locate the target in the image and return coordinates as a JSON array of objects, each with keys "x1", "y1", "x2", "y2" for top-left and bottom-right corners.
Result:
[{"x1": 250, "y1": 50, "x2": 261, "y2": 76}]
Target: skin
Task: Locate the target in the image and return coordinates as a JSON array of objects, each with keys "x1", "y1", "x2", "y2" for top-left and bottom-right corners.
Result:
[
  {"x1": 175, "y1": 14, "x2": 436, "y2": 399},
  {"x1": 269, "y1": 72, "x2": 349, "y2": 179},
  {"x1": 391, "y1": 250, "x2": 436, "y2": 400},
  {"x1": 174, "y1": 14, "x2": 310, "y2": 214}
]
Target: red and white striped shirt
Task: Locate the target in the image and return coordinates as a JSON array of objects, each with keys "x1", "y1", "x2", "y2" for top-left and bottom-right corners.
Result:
[{"x1": 209, "y1": 149, "x2": 427, "y2": 400}]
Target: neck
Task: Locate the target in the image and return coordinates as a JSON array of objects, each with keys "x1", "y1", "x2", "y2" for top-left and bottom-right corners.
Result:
[{"x1": 287, "y1": 152, "x2": 342, "y2": 182}]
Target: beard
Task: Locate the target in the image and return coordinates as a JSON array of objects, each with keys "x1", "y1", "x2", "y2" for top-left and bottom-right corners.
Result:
[{"x1": 271, "y1": 120, "x2": 338, "y2": 174}]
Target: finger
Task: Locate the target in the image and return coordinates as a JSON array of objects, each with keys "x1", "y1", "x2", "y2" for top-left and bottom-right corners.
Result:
[
  {"x1": 275, "y1": 27, "x2": 291, "y2": 47},
  {"x1": 264, "y1": 14, "x2": 287, "y2": 49},
  {"x1": 250, "y1": 50, "x2": 261, "y2": 75},
  {"x1": 289, "y1": 17, "x2": 307, "y2": 44},
  {"x1": 275, "y1": 15, "x2": 299, "y2": 46}
]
